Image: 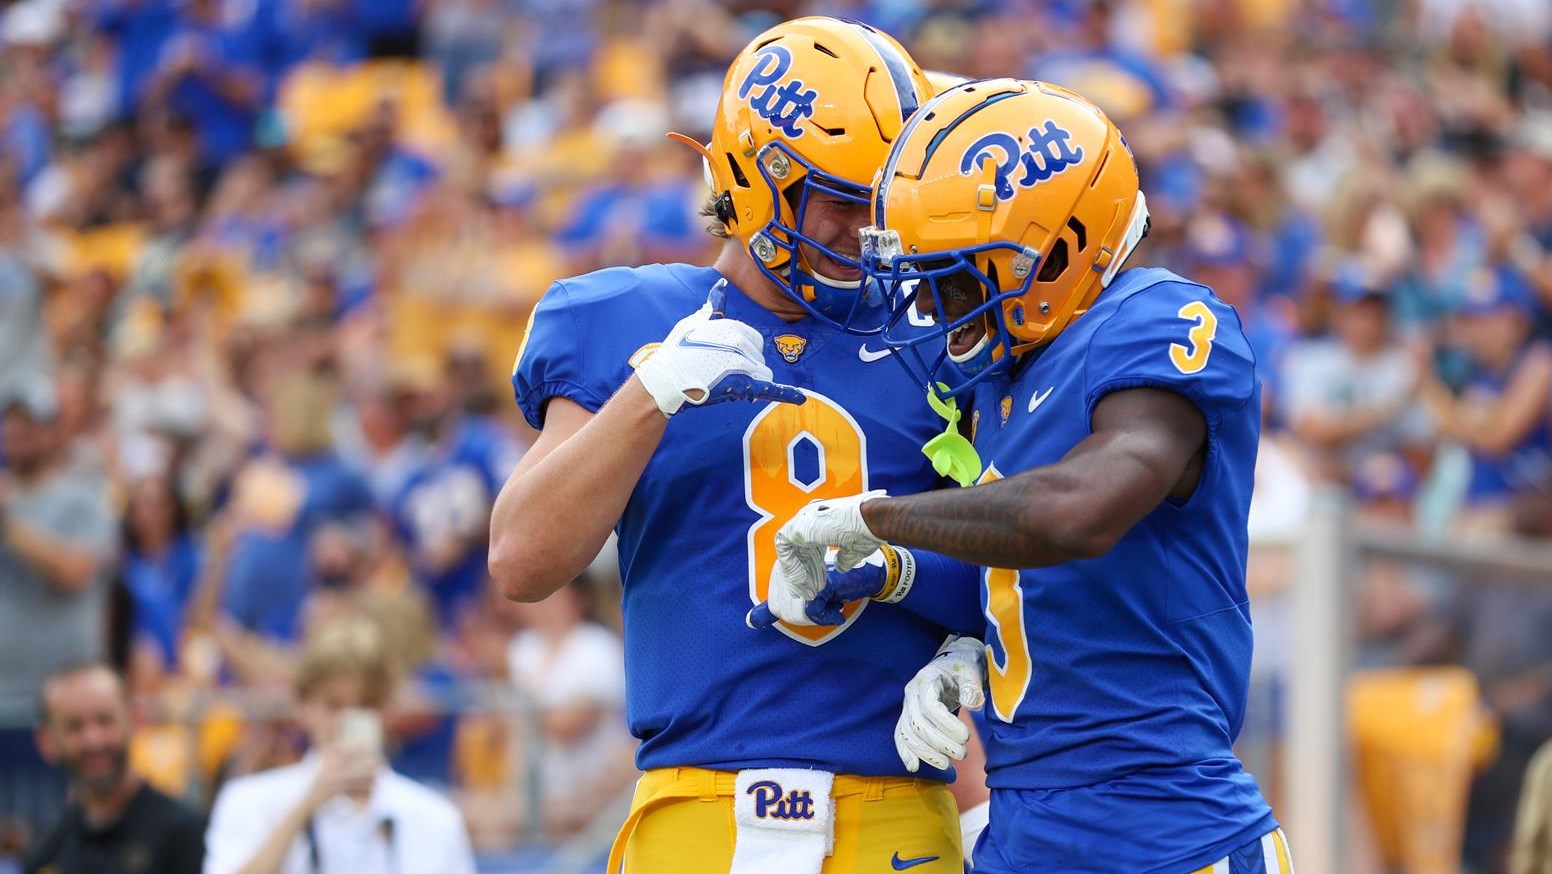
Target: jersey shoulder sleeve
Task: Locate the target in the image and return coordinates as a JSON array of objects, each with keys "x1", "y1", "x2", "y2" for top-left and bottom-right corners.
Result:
[
  {"x1": 510, "y1": 265, "x2": 696, "y2": 429},
  {"x1": 1081, "y1": 268, "x2": 1258, "y2": 427}
]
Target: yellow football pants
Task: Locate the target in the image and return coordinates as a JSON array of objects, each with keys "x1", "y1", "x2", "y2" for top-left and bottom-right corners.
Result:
[{"x1": 608, "y1": 766, "x2": 964, "y2": 874}]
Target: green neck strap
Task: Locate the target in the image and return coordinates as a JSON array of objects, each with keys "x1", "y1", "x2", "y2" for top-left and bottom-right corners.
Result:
[{"x1": 921, "y1": 383, "x2": 983, "y2": 487}]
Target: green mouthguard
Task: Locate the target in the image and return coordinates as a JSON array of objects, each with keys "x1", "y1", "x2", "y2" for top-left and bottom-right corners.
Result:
[{"x1": 921, "y1": 383, "x2": 982, "y2": 487}]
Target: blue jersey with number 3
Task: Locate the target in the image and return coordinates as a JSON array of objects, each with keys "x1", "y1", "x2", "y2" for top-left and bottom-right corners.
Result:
[
  {"x1": 966, "y1": 267, "x2": 1276, "y2": 870},
  {"x1": 512, "y1": 263, "x2": 955, "y2": 779}
]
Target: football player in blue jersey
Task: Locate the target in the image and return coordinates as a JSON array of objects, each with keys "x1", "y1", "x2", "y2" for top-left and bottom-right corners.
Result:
[
  {"x1": 388, "y1": 364, "x2": 526, "y2": 629},
  {"x1": 488, "y1": 18, "x2": 986, "y2": 873},
  {"x1": 763, "y1": 79, "x2": 1293, "y2": 873}
]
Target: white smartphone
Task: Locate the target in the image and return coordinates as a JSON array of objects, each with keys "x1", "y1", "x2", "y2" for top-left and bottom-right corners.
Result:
[{"x1": 337, "y1": 708, "x2": 384, "y2": 760}]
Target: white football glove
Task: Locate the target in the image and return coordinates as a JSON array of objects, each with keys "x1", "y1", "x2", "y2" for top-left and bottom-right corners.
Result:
[
  {"x1": 896, "y1": 636, "x2": 986, "y2": 773},
  {"x1": 634, "y1": 294, "x2": 804, "y2": 417},
  {"x1": 764, "y1": 491, "x2": 889, "y2": 626}
]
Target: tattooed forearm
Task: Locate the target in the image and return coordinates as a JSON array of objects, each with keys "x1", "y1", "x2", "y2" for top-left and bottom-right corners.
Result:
[
  {"x1": 862, "y1": 466, "x2": 1100, "y2": 569},
  {"x1": 863, "y1": 388, "x2": 1207, "y2": 569}
]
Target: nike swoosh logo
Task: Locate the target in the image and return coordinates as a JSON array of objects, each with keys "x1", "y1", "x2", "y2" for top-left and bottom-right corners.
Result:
[
  {"x1": 1027, "y1": 386, "x2": 1055, "y2": 413},
  {"x1": 891, "y1": 853, "x2": 940, "y2": 870},
  {"x1": 858, "y1": 345, "x2": 894, "y2": 362}
]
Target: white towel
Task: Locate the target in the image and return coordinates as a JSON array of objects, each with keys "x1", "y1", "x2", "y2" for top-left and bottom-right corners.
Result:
[
  {"x1": 959, "y1": 799, "x2": 990, "y2": 866},
  {"x1": 729, "y1": 768, "x2": 835, "y2": 874}
]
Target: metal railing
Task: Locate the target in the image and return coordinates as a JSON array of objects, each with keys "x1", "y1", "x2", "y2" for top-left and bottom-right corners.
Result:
[{"x1": 1286, "y1": 488, "x2": 1552, "y2": 873}]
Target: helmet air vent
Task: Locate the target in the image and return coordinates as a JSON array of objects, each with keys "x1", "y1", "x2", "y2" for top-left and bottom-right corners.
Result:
[{"x1": 1066, "y1": 217, "x2": 1087, "y2": 251}]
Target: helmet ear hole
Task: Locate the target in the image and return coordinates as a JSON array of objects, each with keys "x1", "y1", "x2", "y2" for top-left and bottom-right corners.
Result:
[
  {"x1": 725, "y1": 154, "x2": 750, "y2": 188},
  {"x1": 1037, "y1": 238, "x2": 1070, "y2": 283}
]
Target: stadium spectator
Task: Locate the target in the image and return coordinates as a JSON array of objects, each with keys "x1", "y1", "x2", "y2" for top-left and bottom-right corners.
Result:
[
  {"x1": 384, "y1": 358, "x2": 521, "y2": 629},
  {"x1": 215, "y1": 367, "x2": 374, "y2": 647},
  {"x1": 23, "y1": 662, "x2": 205, "y2": 874},
  {"x1": 1420, "y1": 267, "x2": 1552, "y2": 534},
  {"x1": 1024, "y1": 0, "x2": 1171, "y2": 123},
  {"x1": 279, "y1": 517, "x2": 461, "y2": 790},
  {"x1": 120, "y1": 468, "x2": 203, "y2": 682},
  {"x1": 505, "y1": 578, "x2": 631, "y2": 834},
  {"x1": 1183, "y1": 208, "x2": 1295, "y2": 391},
  {"x1": 423, "y1": 0, "x2": 507, "y2": 107},
  {"x1": 204, "y1": 620, "x2": 475, "y2": 874},
  {"x1": 0, "y1": 382, "x2": 117, "y2": 719},
  {"x1": 1392, "y1": 160, "x2": 1489, "y2": 329},
  {"x1": 117, "y1": 155, "x2": 201, "y2": 322},
  {"x1": 265, "y1": 0, "x2": 365, "y2": 78},
  {"x1": 552, "y1": 100, "x2": 701, "y2": 274},
  {"x1": 142, "y1": 0, "x2": 265, "y2": 168},
  {"x1": 1, "y1": 3, "x2": 62, "y2": 189},
  {"x1": 0, "y1": 183, "x2": 48, "y2": 402},
  {"x1": 641, "y1": 0, "x2": 740, "y2": 136},
  {"x1": 1280, "y1": 267, "x2": 1429, "y2": 481}
]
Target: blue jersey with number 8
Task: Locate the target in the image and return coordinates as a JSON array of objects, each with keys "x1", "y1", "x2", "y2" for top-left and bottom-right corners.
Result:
[
  {"x1": 965, "y1": 267, "x2": 1276, "y2": 868},
  {"x1": 512, "y1": 263, "x2": 957, "y2": 779}
]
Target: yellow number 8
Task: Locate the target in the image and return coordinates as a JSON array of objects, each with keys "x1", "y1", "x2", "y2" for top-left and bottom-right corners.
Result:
[
  {"x1": 1169, "y1": 300, "x2": 1218, "y2": 375},
  {"x1": 743, "y1": 391, "x2": 870, "y2": 646}
]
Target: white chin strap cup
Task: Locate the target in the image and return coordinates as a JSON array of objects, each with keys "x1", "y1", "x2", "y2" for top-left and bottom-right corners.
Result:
[
  {"x1": 1101, "y1": 190, "x2": 1150, "y2": 288},
  {"x1": 948, "y1": 329, "x2": 992, "y2": 366},
  {"x1": 811, "y1": 269, "x2": 862, "y2": 290}
]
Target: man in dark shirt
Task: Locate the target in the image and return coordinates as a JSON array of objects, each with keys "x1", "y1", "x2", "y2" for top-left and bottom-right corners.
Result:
[{"x1": 23, "y1": 662, "x2": 204, "y2": 874}]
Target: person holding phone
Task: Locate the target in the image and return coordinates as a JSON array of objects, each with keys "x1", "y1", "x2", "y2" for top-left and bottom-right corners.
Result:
[{"x1": 203, "y1": 620, "x2": 475, "y2": 874}]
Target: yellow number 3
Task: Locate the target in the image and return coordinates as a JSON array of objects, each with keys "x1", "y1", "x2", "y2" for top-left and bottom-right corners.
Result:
[
  {"x1": 1169, "y1": 300, "x2": 1218, "y2": 375},
  {"x1": 977, "y1": 466, "x2": 1032, "y2": 723}
]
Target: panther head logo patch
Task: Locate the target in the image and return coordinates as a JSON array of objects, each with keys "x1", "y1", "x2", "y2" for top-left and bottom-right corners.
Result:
[{"x1": 773, "y1": 334, "x2": 808, "y2": 364}]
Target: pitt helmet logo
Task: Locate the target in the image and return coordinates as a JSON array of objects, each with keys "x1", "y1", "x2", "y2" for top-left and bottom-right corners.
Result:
[
  {"x1": 773, "y1": 334, "x2": 807, "y2": 363},
  {"x1": 747, "y1": 780, "x2": 816, "y2": 820},
  {"x1": 999, "y1": 395, "x2": 1013, "y2": 425},
  {"x1": 738, "y1": 46, "x2": 818, "y2": 138},
  {"x1": 959, "y1": 121, "x2": 1085, "y2": 201}
]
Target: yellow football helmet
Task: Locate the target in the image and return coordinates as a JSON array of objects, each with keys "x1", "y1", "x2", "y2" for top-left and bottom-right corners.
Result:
[
  {"x1": 862, "y1": 78, "x2": 1151, "y2": 393},
  {"x1": 671, "y1": 17, "x2": 931, "y2": 332}
]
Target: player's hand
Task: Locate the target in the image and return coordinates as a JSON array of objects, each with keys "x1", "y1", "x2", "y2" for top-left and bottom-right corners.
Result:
[
  {"x1": 634, "y1": 284, "x2": 805, "y2": 417},
  {"x1": 747, "y1": 546, "x2": 905, "y2": 628},
  {"x1": 779, "y1": 491, "x2": 889, "y2": 572},
  {"x1": 754, "y1": 490, "x2": 889, "y2": 627},
  {"x1": 897, "y1": 636, "x2": 986, "y2": 773}
]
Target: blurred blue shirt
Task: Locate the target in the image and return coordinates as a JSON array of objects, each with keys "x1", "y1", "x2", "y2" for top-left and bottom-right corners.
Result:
[
  {"x1": 555, "y1": 181, "x2": 700, "y2": 260},
  {"x1": 221, "y1": 453, "x2": 374, "y2": 640},
  {"x1": 124, "y1": 535, "x2": 202, "y2": 666}
]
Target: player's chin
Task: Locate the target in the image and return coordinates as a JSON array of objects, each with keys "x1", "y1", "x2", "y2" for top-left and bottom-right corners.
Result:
[
  {"x1": 817, "y1": 259, "x2": 863, "y2": 285},
  {"x1": 805, "y1": 246, "x2": 863, "y2": 284}
]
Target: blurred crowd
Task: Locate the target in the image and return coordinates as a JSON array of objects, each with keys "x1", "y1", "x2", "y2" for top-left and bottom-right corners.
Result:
[{"x1": 1, "y1": 0, "x2": 1551, "y2": 868}]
